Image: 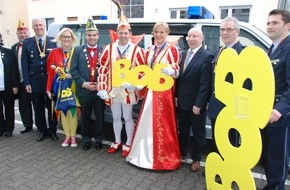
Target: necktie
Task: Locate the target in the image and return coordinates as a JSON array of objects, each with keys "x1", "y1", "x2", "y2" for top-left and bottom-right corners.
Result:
[
  {"x1": 268, "y1": 44, "x2": 274, "y2": 56},
  {"x1": 39, "y1": 39, "x2": 43, "y2": 50},
  {"x1": 184, "y1": 50, "x2": 194, "y2": 70}
]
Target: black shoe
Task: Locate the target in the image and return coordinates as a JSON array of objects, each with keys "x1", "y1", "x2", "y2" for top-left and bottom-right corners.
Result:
[
  {"x1": 5, "y1": 132, "x2": 12, "y2": 138},
  {"x1": 36, "y1": 131, "x2": 45, "y2": 142},
  {"x1": 95, "y1": 142, "x2": 103, "y2": 151},
  {"x1": 83, "y1": 142, "x2": 91, "y2": 151},
  {"x1": 20, "y1": 127, "x2": 33, "y2": 134},
  {"x1": 50, "y1": 133, "x2": 59, "y2": 141},
  {"x1": 0, "y1": 132, "x2": 3, "y2": 137}
]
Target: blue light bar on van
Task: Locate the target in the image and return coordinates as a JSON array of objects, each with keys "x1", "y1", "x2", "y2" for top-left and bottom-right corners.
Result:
[
  {"x1": 100, "y1": 15, "x2": 108, "y2": 20},
  {"x1": 188, "y1": 6, "x2": 215, "y2": 19}
]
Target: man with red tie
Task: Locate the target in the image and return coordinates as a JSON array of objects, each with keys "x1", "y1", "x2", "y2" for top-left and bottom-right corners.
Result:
[
  {"x1": 11, "y1": 19, "x2": 33, "y2": 134},
  {"x1": 70, "y1": 18, "x2": 105, "y2": 151}
]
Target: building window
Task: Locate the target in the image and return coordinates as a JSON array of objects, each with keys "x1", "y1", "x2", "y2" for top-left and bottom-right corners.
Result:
[
  {"x1": 169, "y1": 8, "x2": 188, "y2": 19},
  {"x1": 92, "y1": 15, "x2": 108, "y2": 20},
  {"x1": 220, "y1": 6, "x2": 251, "y2": 22},
  {"x1": 171, "y1": 10, "x2": 177, "y2": 19},
  {"x1": 119, "y1": 0, "x2": 144, "y2": 18},
  {"x1": 67, "y1": 17, "x2": 78, "y2": 21}
]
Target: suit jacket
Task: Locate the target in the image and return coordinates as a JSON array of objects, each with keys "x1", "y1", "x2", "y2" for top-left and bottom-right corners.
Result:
[
  {"x1": 177, "y1": 46, "x2": 214, "y2": 111},
  {"x1": 70, "y1": 45, "x2": 102, "y2": 98},
  {"x1": 11, "y1": 42, "x2": 20, "y2": 60},
  {"x1": 21, "y1": 36, "x2": 56, "y2": 93},
  {"x1": 268, "y1": 36, "x2": 290, "y2": 127},
  {"x1": 207, "y1": 41, "x2": 245, "y2": 119},
  {"x1": 0, "y1": 47, "x2": 19, "y2": 95},
  {"x1": 11, "y1": 42, "x2": 22, "y2": 82}
]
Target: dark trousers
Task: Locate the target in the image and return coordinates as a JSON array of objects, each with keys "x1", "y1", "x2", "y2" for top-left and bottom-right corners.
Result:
[
  {"x1": 178, "y1": 107, "x2": 206, "y2": 161},
  {"x1": 18, "y1": 82, "x2": 33, "y2": 129},
  {"x1": 261, "y1": 126, "x2": 289, "y2": 190},
  {"x1": 31, "y1": 93, "x2": 57, "y2": 134},
  {"x1": 79, "y1": 95, "x2": 105, "y2": 143},
  {"x1": 0, "y1": 91, "x2": 15, "y2": 133},
  {"x1": 210, "y1": 118, "x2": 240, "y2": 154}
]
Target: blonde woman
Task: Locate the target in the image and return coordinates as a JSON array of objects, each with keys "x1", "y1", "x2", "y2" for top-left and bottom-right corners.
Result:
[
  {"x1": 126, "y1": 22, "x2": 181, "y2": 170},
  {"x1": 46, "y1": 28, "x2": 79, "y2": 147}
]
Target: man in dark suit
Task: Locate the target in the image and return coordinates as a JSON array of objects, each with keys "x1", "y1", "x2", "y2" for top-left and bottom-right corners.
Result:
[
  {"x1": 11, "y1": 19, "x2": 33, "y2": 134},
  {"x1": 207, "y1": 16, "x2": 245, "y2": 153},
  {"x1": 0, "y1": 33, "x2": 19, "y2": 137},
  {"x1": 21, "y1": 18, "x2": 58, "y2": 142},
  {"x1": 70, "y1": 19, "x2": 105, "y2": 151},
  {"x1": 261, "y1": 9, "x2": 290, "y2": 190},
  {"x1": 177, "y1": 28, "x2": 214, "y2": 172}
]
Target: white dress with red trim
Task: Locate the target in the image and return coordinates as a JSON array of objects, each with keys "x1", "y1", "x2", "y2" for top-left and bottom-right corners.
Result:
[{"x1": 126, "y1": 44, "x2": 181, "y2": 170}]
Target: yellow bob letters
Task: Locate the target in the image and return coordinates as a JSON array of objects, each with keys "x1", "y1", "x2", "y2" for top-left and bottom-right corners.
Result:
[{"x1": 112, "y1": 59, "x2": 174, "y2": 91}]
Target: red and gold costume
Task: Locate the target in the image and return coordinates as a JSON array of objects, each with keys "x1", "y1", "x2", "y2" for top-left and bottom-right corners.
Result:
[{"x1": 97, "y1": 40, "x2": 145, "y2": 105}]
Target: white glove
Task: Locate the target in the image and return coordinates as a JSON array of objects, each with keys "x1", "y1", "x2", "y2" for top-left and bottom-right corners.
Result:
[
  {"x1": 97, "y1": 90, "x2": 109, "y2": 100},
  {"x1": 161, "y1": 67, "x2": 175, "y2": 76},
  {"x1": 121, "y1": 82, "x2": 135, "y2": 91},
  {"x1": 136, "y1": 85, "x2": 144, "y2": 90}
]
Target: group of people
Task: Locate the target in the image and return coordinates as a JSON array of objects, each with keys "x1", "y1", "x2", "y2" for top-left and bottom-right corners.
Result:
[{"x1": 0, "y1": 8, "x2": 289, "y2": 190}]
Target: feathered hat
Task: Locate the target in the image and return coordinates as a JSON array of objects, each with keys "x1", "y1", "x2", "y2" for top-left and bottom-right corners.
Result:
[
  {"x1": 112, "y1": 0, "x2": 131, "y2": 31},
  {"x1": 17, "y1": 19, "x2": 28, "y2": 30},
  {"x1": 85, "y1": 18, "x2": 99, "y2": 33},
  {"x1": 110, "y1": 0, "x2": 144, "y2": 44}
]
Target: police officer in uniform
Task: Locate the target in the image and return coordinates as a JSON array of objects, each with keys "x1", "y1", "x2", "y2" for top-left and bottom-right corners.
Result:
[
  {"x1": 22, "y1": 18, "x2": 58, "y2": 141},
  {"x1": 261, "y1": 9, "x2": 290, "y2": 190}
]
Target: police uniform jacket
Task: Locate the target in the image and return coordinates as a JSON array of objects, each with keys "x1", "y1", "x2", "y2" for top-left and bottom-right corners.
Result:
[
  {"x1": 269, "y1": 35, "x2": 290, "y2": 127},
  {"x1": 21, "y1": 36, "x2": 56, "y2": 93}
]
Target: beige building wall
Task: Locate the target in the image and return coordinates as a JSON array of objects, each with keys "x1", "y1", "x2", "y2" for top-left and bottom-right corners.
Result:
[
  {"x1": 0, "y1": 0, "x2": 29, "y2": 47},
  {"x1": 26, "y1": 0, "x2": 113, "y2": 23}
]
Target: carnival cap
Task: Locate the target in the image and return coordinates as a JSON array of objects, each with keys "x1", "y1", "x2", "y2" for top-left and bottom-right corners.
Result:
[
  {"x1": 117, "y1": 15, "x2": 131, "y2": 31},
  {"x1": 17, "y1": 19, "x2": 28, "y2": 30},
  {"x1": 85, "y1": 18, "x2": 99, "y2": 33},
  {"x1": 111, "y1": 0, "x2": 131, "y2": 31}
]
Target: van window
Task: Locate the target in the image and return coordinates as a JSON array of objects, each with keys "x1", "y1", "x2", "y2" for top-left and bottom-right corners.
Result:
[
  {"x1": 202, "y1": 26, "x2": 220, "y2": 53},
  {"x1": 202, "y1": 25, "x2": 268, "y2": 53},
  {"x1": 62, "y1": 24, "x2": 86, "y2": 46},
  {"x1": 62, "y1": 24, "x2": 117, "y2": 48}
]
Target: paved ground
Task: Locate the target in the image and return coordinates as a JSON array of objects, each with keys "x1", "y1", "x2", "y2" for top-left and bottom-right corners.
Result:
[{"x1": 0, "y1": 109, "x2": 289, "y2": 190}]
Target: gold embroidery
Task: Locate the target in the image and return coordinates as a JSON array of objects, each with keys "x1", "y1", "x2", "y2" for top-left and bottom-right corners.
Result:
[{"x1": 156, "y1": 91, "x2": 180, "y2": 164}]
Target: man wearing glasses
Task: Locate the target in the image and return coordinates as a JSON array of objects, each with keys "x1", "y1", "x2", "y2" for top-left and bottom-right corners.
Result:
[{"x1": 207, "y1": 16, "x2": 245, "y2": 154}]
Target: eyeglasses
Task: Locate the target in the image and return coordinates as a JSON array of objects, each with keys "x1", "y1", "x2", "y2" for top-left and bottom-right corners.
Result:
[
  {"x1": 61, "y1": 36, "x2": 72, "y2": 39},
  {"x1": 220, "y1": 28, "x2": 237, "y2": 33}
]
